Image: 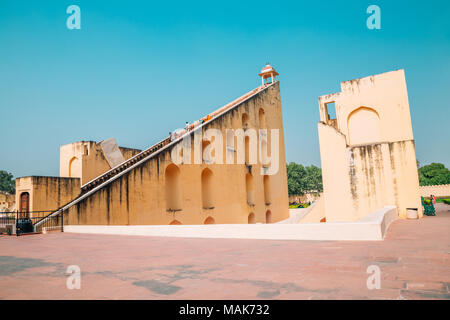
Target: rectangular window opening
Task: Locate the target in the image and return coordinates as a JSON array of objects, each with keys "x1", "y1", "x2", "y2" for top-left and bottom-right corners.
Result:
[{"x1": 326, "y1": 102, "x2": 336, "y2": 120}]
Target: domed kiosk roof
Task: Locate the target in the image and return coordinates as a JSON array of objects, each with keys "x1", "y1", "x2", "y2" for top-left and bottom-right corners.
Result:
[{"x1": 258, "y1": 64, "x2": 279, "y2": 77}]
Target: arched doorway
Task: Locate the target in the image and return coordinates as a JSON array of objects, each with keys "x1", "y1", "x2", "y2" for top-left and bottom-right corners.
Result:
[
  {"x1": 169, "y1": 220, "x2": 182, "y2": 225},
  {"x1": 248, "y1": 212, "x2": 255, "y2": 224},
  {"x1": 20, "y1": 192, "x2": 30, "y2": 213}
]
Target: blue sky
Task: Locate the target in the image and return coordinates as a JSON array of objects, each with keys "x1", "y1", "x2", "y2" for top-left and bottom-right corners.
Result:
[{"x1": 0, "y1": 0, "x2": 449, "y2": 178}]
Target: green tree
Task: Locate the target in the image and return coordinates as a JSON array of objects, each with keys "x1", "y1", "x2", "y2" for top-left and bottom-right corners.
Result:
[
  {"x1": 0, "y1": 170, "x2": 15, "y2": 194},
  {"x1": 418, "y1": 163, "x2": 450, "y2": 186},
  {"x1": 304, "y1": 165, "x2": 323, "y2": 193},
  {"x1": 286, "y1": 162, "x2": 323, "y2": 195},
  {"x1": 287, "y1": 162, "x2": 307, "y2": 195}
]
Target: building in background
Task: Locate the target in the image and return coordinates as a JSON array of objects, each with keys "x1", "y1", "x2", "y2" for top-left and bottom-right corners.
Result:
[
  {"x1": 0, "y1": 191, "x2": 15, "y2": 212},
  {"x1": 15, "y1": 140, "x2": 141, "y2": 216},
  {"x1": 59, "y1": 139, "x2": 141, "y2": 185}
]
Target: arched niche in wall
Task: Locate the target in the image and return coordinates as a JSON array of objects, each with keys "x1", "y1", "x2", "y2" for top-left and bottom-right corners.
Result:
[
  {"x1": 265, "y1": 210, "x2": 272, "y2": 223},
  {"x1": 68, "y1": 156, "x2": 81, "y2": 178},
  {"x1": 248, "y1": 212, "x2": 256, "y2": 224},
  {"x1": 201, "y1": 168, "x2": 214, "y2": 209},
  {"x1": 204, "y1": 216, "x2": 215, "y2": 224},
  {"x1": 169, "y1": 219, "x2": 182, "y2": 225},
  {"x1": 245, "y1": 173, "x2": 254, "y2": 206},
  {"x1": 202, "y1": 139, "x2": 214, "y2": 163},
  {"x1": 263, "y1": 175, "x2": 271, "y2": 205},
  {"x1": 245, "y1": 136, "x2": 250, "y2": 164},
  {"x1": 259, "y1": 108, "x2": 266, "y2": 128},
  {"x1": 347, "y1": 107, "x2": 382, "y2": 145},
  {"x1": 165, "y1": 164, "x2": 182, "y2": 211},
  {"x1": 242, "y1": 113, "x2": 249, "y2": 129}
]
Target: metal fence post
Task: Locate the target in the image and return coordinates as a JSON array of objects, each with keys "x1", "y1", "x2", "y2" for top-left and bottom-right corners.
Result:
[
  {"x1": 16, "y1": 210, "x2": 19, "y2": 236},
  {"x1": 61, "y1": 212, "x2": 64, "y2": 233}
]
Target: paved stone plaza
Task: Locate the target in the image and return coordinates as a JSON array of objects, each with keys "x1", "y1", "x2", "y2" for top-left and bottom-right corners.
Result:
[{"x1": 0, "y1": 204, "x2": 448, "y2": 300}]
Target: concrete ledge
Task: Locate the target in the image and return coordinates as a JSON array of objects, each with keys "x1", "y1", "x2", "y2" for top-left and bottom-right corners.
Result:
[
  {"x1": 42, "y1": 226, "x2": 63, "y2": 234},
  {"x1": 277, "y1": 207, "x2": 311, "y2": 224},
  {"x1": 64, "y1": 206, "x2": 398, "y2": 241},
  {"x1": 359, "y1": 205, "x2": 398, "y2": 238}
]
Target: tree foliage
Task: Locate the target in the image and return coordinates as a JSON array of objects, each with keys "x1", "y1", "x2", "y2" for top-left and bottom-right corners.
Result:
[
  {"x1": 0, "y1": 170, "x2": 15, "y2": 194},
  {"x1": 418, "y1": 163, "x2": 450, "y2": 186},
  {"x1": 286, "y1": 162, "x2": 323, "y2": 195}
]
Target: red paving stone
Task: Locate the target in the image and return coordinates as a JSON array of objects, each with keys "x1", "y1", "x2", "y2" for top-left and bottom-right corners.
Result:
[{"x1": 0, "y1": 204, "x2": 449, "y2": 300}]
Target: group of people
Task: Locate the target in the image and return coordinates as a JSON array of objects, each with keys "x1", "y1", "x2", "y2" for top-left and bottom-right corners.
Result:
[
  {"x1": 185, "y1": 114, "x2": 213, "y2": 131},
  {"x1": 429, "y1": 194, "x2": 437, "y2": 205},
  {"x1": 422, "y1": 194, "x2": 437, "y2": 216},
  {"x1": 169, "y1": 114, "x2": 214, "y2": 142}
]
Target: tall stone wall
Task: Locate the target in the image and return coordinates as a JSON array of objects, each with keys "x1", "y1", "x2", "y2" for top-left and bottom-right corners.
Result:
[
  {"x1": 419, "y1": 184, "x2": 450, "y2": 198},
  {"x1": 288, "y1": 193, "x2": 321, "y2": 204},
  {"x1": 349, "y1": 140, "x2": 422, "y2": 220},
  {"x1": 65, "y1": 82, "x2": 289, "y2": 225}
]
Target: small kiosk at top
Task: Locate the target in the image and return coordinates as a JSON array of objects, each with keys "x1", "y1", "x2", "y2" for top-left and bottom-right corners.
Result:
[{"x1": 258, "y1": 63, "x2": 279, "y2": 86}]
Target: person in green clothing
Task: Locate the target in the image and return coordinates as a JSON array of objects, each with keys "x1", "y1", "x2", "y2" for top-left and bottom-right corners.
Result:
[{"x1": 421, "y1": 196, "x2": 436, "y2": 216}]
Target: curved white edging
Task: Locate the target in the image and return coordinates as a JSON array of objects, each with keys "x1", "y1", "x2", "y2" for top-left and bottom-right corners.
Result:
[{"x1": 64, "y1": 206, "x2": 397, "y2": 241}]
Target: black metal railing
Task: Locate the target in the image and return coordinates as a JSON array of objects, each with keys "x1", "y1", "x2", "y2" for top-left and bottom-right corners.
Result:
[
  {"x1": 0, "y1": 212, "x2": 16, "y2": 234},
  {"x1": 0, "y1": 210, "x2": 64, "y2": 236}
]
